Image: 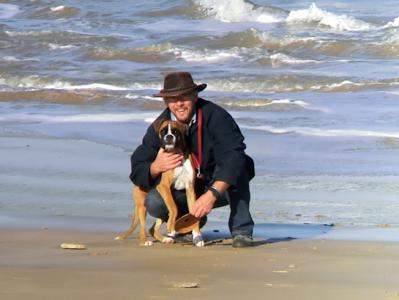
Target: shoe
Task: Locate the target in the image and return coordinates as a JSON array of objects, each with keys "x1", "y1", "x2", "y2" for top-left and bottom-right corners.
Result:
[
  {"x1": 174, "y1": 233, "x2": 193, "y2": 244},
  {"x1": 232, "y1": 235, "x2": 253, "y2": 248}
]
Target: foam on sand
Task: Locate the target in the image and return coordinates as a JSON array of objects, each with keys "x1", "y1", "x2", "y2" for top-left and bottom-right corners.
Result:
[{"x1": 242, "y1": 124, "x2": 399, "y2": 139}]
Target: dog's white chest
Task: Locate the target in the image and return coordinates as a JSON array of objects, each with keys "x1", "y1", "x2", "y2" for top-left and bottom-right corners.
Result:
[{"x1": 173, "y1": 159, "x2": 194, "y2": 190}]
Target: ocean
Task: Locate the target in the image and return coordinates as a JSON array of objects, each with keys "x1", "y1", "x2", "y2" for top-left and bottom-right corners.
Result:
[{"x1": 1, "y1": 0, "x2": 399, "y2": 227}]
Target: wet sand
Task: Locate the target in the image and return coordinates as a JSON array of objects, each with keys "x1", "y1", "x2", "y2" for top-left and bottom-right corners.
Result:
[
  {"x1": 1, "y1": 227, "x2": 399, "y2": 300},
  {"x1": 1, "y1": 135, "x2": 399, "y2": 299}
]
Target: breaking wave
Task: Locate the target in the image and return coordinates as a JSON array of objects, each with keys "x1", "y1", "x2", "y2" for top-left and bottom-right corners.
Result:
[
  {"x1": 286, "y1": 3, "x2": 373, "y2": 31},
  {"x1": 206, "y1": 76, "x2": 399, "y2": 93},
  {"x1": 193, "y1": 0, "x2": 286, "y2": 23},
  {"x1": 219, "y1": 98, "x2": 326, "y2": 112},
  {"x1": 0, "y1": 74, "x2": 160, "y2": 91}
]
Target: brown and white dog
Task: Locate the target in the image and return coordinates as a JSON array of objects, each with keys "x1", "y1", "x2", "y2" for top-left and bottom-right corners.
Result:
[{"x1": 115, "y1": 120, "x2": 204, "y2": 247}]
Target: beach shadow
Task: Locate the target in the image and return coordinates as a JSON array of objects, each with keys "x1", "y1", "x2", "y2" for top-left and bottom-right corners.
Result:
[
  {"x1": 202, "y1": 222, "x2": 334, "y2": 247},
  {"x1": 252, "y1": 236, "x2": 296, "y2": 247}
]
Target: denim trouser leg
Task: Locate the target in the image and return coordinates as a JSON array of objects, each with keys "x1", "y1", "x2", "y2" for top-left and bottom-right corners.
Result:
[
  {"x1": 145, "y1": 188, "x2": 189, "y2": 222},
  {"x1": 225, "y1": 171, "x2": 254, "y2": 237}
]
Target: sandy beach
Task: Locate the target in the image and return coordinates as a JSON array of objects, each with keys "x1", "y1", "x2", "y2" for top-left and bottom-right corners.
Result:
[
  {"x1": 1, "y1": 135, "x2": 399, "y2": 300},
  {"x1": 2, "y1": 1, "x2": 399, "y2": 299},
  {"x1": 1, "y1": 227, "x2": 399, "y2": 300}
]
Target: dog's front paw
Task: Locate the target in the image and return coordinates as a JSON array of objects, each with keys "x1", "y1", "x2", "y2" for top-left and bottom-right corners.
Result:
[
  {"x1": 139, "y1": 240, "x2": 154, "y2": 247},
  {"x1": 167, "y1": 231, "x2": 176, "y2": 238},
  {"x1": 143, "y1": 240, "x2": 154, "y2": 247},
  {"x1": 162, "y1": 237, "x2": 174, "y2": 244},
  {"x1": 193, "y1": 234, "x2": 204, "y2": 247}
]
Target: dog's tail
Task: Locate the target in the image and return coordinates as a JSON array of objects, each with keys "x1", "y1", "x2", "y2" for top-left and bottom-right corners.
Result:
[
  {"x1": 114, "y1": 205, "x2": 139, "y2": 240},
  {"x1": 114, "y1": 187, "x2": 144, "y2": 240}
]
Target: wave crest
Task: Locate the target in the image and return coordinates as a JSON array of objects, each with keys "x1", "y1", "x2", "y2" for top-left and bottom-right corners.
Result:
[
  {"x1": 194, "y1": 0, "x2": 285, "y2": 23},
  {"x1": 286, "y1": 3, "x2": 373, "y2": 31}
]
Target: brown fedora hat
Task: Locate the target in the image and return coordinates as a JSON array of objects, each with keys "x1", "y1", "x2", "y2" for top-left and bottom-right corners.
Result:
[{"x1": 153, "y1": 72, "x2": 207, "y2": 97}]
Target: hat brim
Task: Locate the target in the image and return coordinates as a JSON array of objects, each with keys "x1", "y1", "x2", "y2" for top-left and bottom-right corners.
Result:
[
  {"x1": 175, "y1": 213, "x2": 200, "y2": 234},
  {"x1": 153, "y1": 83, "x2": 207, "y2": 98}
]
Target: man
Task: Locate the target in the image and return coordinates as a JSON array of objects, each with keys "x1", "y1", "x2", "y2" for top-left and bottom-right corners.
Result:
[{"x1": 129, "y1": 72, "x2": 255, "y2": 248}]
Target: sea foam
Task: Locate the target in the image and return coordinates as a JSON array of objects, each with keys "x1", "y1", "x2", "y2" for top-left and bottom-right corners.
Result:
[
  {"x1": 194, "y1": 0, "x2": 284, "y2": 23},
  {"x1": 270, "y1": 53, "x2": 320, "y2": 65},
  {"x1": 241, "y1": 125, "x2": 399, "y2": 139},
  {"x1": 172, "y1": 47, "x2": 242, "y2": 62},
  {"x1": 0, "y1": 112, "x2": 158, "y2": 124},
  {"x1": 286, "y1": 3, "x2": 373, "y2": 31}
]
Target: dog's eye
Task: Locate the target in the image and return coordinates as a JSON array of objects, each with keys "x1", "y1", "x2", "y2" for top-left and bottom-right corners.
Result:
[
  {"x1": 171, "y1": 129, "x2": 178, "y2": 135},
  {"x1": 160, "y1": 128, "x2": 167, "y2": 136}
]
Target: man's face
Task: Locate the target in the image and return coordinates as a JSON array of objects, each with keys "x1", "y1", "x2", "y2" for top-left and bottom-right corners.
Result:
[{"x1": 164, "y1": 92, "x2": 197, "y2": 124}]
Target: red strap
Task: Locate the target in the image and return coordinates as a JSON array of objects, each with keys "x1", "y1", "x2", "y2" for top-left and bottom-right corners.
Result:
[
  {"x1": 191, "y1": 108, "x2": 203, "y2": 179},
  {"x1": 197, "y1": 107, "x2": 203, "y2": 169}
]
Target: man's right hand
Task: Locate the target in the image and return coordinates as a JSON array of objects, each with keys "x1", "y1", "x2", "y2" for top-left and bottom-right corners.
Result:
[{"x1": 150, "y1": 148, "x2": 184, "y2": 179}]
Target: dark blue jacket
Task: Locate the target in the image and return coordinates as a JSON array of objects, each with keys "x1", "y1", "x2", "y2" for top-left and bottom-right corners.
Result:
[{"x1": 129, "y1": 98, "x2": 254, "y2": 191}]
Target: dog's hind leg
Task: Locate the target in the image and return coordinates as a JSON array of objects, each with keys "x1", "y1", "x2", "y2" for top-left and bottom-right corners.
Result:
[
  {"x1": 115, "y1": 187, "x2": 140, "y2": 240},
  {"x1": 115, "y1": 186, "x2": 153, "y2": 246},
  {"x1": 115, "y1": 205, "x2": 139, "y2": 240}
]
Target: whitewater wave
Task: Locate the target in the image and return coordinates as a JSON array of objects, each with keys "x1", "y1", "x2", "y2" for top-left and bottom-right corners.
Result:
[
  {"x1": 125, "y1": 94, "x2": 162, "y2": 102},
  {"x1": 241, "y1": 124, "x2": 399, "y2": 139},
  {"x1": 2, "y1": 73, "x2": 398, "y2": 95},
  {"x1": 194, "y1": 0, "x2": 286, "y2": 23},
  {"x1": 0, "y1": 74, "x2": 160, "y2": 91},
  {"x1": 48, "y1": 43, "x2": 77, "y2": 51},
  {"x1": 172, "y1": 47, "x2": 242, "y2": 63},
  {"x1": 269, "y1": 53, "x2": 320, "y2": 65},
  {"x1": 206, "y1": 76, "x2": 399, "y2": 93},
  {"x1": 286, "y1": 3, "x2": 373, "y2": 31},
  {"x1": 0, "y1": 112, "x2": 158, "y2": 124},
  {"x1": 1, "y1": 56, "x2": 40, "y2": 62},
  {"x1": 0, "y1": 4, "x2": 20, "y2": 19},
  {"x1": 382, "y1": 16, "x2": 399, "y2": 29},
  {"x1": 220, "y1": 98, "x2": 326, "y2": 112},
  {"x1": 193, "y1": 1, "x2": 383, "y2": 33}
]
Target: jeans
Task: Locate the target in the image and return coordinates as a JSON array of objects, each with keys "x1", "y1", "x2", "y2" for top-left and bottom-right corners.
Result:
[{"x1": 144, "y1": 171, "x2": 254, "y2": 237}]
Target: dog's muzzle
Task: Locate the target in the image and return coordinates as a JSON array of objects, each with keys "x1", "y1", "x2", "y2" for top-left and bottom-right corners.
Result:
[{"x1": 163, "y1": 123, "x2": 176, "y2": 150}]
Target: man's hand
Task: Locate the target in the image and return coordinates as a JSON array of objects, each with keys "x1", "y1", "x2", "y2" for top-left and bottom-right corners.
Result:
[
  {"x1": 191, "y1": 192, "x2": 217, "y2": 218},
  {"x1": 192, "y1": 181, "x2": 230, "y2": 218},
  {"x1": 150, "y1": 148, "x2": 183, "y2": 179}
]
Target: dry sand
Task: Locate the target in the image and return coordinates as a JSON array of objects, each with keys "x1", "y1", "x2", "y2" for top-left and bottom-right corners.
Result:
[
  {"x1": 1, "y1": 136, "x2": 399, "y2": 300},
  {"x1": 1, "y1": 228, "x2": 399, "y2": 300}
]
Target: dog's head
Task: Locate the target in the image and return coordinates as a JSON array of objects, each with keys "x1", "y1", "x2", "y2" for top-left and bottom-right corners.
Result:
[{"x1": 153, "y1": 120, "x2": 188, "y2": 152}]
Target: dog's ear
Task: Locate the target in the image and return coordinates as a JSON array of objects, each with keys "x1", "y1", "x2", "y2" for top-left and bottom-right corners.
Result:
[
  {"x1": 176, "y1": 122, "x2": 189, "y2": 136},
  {"x1": 153, "y1": 119, "x2": 166, "y2": 136}
]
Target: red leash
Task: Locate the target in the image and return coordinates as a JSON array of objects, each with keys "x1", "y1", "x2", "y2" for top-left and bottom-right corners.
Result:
[{"x1": 191, "y1": 108, "x2": 204, "y2": 179}]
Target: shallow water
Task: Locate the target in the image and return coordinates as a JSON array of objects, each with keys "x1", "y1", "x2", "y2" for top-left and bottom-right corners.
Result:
[{"x1": 1, "y1": 0, "x2": 399, "y2": 226}]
